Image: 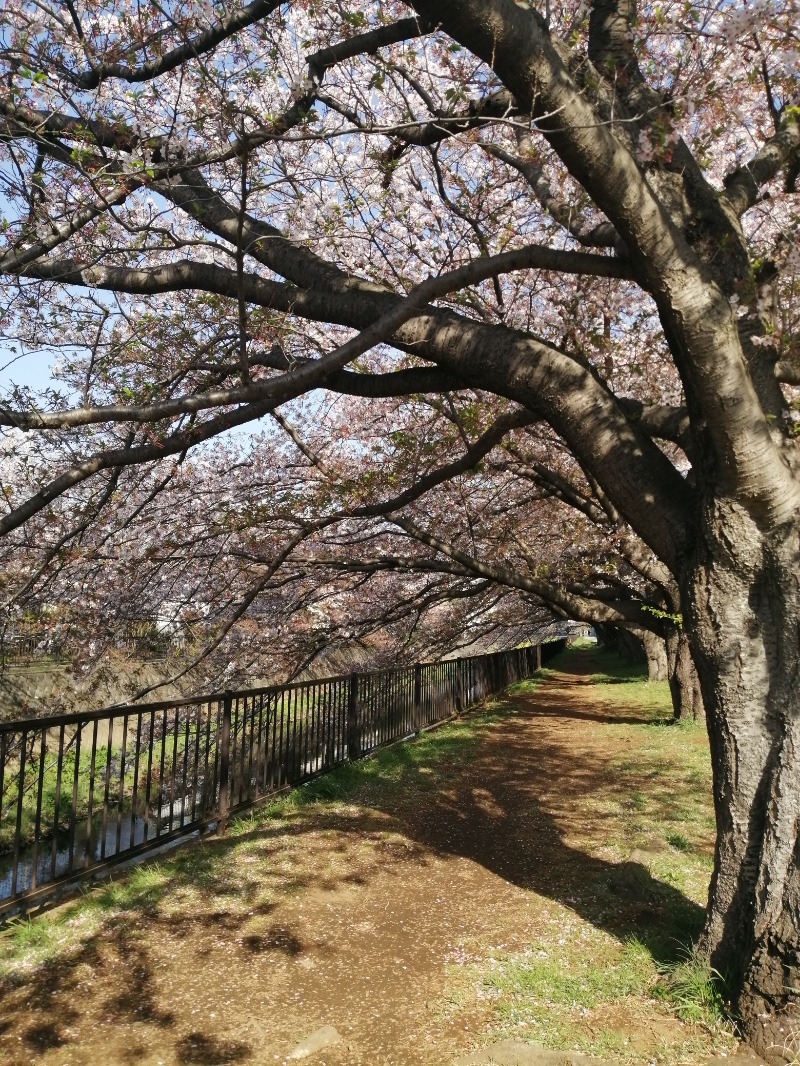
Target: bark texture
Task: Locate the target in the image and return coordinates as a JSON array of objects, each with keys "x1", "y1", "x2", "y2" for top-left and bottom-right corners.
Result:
[
  {"x1": 641, "y1": 629, "x2": 668, "y2": 683},
  {"x1": 687, "y1": 505, "x2": 800, "y2": 1061}
]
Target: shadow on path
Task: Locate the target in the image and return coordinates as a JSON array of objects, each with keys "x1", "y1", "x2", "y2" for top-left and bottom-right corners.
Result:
[
  {"x1": 380, "y1": 684, "x2": 704, "y2": 963},
  {"x1": 0, "y1": 646, "x2": 707, "y2": 1064}
]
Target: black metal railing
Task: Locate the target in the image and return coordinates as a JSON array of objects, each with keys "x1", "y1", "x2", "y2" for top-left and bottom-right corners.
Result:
[{"x1": 0, "y1": 640, "x2": 564, "y2": 917}]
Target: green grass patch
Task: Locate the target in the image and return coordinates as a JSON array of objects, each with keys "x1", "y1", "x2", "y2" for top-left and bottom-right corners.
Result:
[
  {"x1": 654, "y1": 949, "x2": 729, "y2": 1025},
  {"x1": 256, "y1": 705, "x2": 512, "y2": 818},
  {"x1": 666, "y1": 831, "x2": 693, "y2": 853},
  {"x1": 548, "y1": 641, "x2": 677, "y2": 716},
  {"x1": 543, "y1": 644, "x2": 713, "y2": 860},
  {"x1": 478, "y1": 932, "x2": 727, "y2": 1061},
  {"x1": 487, "y1": 936, "x2": 654, "y2": 1012},
  {"x1": 506, "y1": 676, "x2": 544, "y2": 697}
]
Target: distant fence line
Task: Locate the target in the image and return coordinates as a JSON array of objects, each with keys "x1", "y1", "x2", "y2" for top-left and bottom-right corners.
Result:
[
  {"x1": 1, "y1": 623, "x2": 179, "y2": 667},
  {"x1": 0, "y1": 640, "x2": 565, "y2": 918}
]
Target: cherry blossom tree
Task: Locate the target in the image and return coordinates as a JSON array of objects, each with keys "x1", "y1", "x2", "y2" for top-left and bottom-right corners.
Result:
[
  {"x1": 0, "y1": 0, "x2": 799, "y2": 1054},
  {"x1": 0, "y1": 400, "x2": 593, "y2": 698}
]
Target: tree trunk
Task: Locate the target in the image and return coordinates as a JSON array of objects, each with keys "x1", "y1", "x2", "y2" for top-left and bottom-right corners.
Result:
[
  {"x1": 595, "y1": 623, "x2": 669, "y2": 684},
  {"x1": 593, "y1": 623, "x2": 618, "y2": 655},
  {"x1": 619, "y1": 629, "x2": 646, "y2": 665},
  {"x1": 686, "y1": 507, "x2": 800, "y2": 1062},
  {"x1": 640, "y1": 628, "x2": 668, "y2": 683},
  {"x1": 665, "y1": 629, "x2": 704, "y2": 721}
]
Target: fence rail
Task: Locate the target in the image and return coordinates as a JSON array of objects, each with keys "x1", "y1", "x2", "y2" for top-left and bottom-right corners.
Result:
[
  {"x1": 1, "y1": 633, "x2": 178, "y2": 667},
  {"x1": 0, "y1": 640, "x2": 564, "y2": 917}
]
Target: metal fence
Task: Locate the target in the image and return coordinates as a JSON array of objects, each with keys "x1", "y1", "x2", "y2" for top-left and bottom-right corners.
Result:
[
  {"x1": 0, "y1": 640, "x2": 563, "y2": 917},
  {"x1": 1, "y1": 631, "x2": 178, "y2": 667}
]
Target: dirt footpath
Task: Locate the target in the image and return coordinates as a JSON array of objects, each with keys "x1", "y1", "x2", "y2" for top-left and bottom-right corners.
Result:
[{"x1": 0, "y1": 657, "x2": 728, "y2": 1066}]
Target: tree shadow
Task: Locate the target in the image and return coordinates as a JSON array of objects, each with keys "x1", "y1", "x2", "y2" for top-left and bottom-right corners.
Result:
[
  {"x1": 520, "y1": 702, "x2": 653, "y2": 726},
  {"x1": 22, "y1": 1021, "x2": 68, "y2": 1054},
  {"x1": 378, "y1": 704, "x2": 707, "y2": 965},
  {"x1": 0, "y1": 652, "x2": 708, "y2": 1062},
  {"x1": 0, "y1": 806, "x2": 398, "y2": 1062},
  {"x1": 175, "y1": 1031, "x2": 251, "y2": 1065},
  {"x1": 101, "y1": 926, "x2": 176, "y2": 1026}
]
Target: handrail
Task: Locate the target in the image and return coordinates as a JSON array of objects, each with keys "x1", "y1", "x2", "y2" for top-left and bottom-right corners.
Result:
[{"x1": 0, "y1": 639, "x2": 565, "y2": 918}]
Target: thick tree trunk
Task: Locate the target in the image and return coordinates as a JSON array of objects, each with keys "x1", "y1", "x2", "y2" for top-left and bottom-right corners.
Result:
[
  {"x1": 665, "y1": 629, "x2": 704, "y2": 721},
  {"x1": 686, "y1": 507, "x2": 800, "y2": 1062}
]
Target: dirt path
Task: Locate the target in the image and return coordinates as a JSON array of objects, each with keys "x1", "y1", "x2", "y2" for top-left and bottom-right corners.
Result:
[{"x1": 0, "y1": 652, "x2": 724, "y2": 1066}]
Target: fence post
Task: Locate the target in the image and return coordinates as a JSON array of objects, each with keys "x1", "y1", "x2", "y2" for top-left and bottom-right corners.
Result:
[
  {"x1": 413, "y1": 664, "x2": 422, "y2": 730},
  {"x1": 218, "y1": 690, "x2": 232, "y2": 834},
  {"x1": 455, "y1": 663, "x2": 465, "y2": 714},
  {"x1": 347, "y1": 673, "x2": 361, "y2": 760}
]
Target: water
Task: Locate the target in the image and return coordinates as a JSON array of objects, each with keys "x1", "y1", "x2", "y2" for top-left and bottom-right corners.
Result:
[{"x1": 0, "y1": 796, "x2": 201, "y2": 901}]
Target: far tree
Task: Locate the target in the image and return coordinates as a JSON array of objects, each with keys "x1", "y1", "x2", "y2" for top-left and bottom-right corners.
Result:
[{"x1": 0, "y1": 1, "x2": 798, "y2": 1055}]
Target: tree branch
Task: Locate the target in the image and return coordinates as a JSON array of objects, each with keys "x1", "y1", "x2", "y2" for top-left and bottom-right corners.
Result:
[
  {"x1": 482, "y1": 134, "x2": 620, "y2": 250},
  {"x1": 723, "y1": 111, "x2": 800, "y2": 216},
  {"x1": 71, "y1": 0, "x2": 286, "y2": 89},
  {"x1": 9, "y1": 243, "x2": 631, "y2": 430},
  {"x1": 307, "y1": 17, "x2": 435, "y2": 77},
  {"x1": 388, "y1": 516, "x2": 659, "y2": 628}
]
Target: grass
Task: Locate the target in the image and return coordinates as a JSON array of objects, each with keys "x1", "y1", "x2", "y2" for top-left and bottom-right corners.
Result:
[
  {"x1": 466, "y1": 642, "x2": 735, "y2": 1061},
  {"x1": 488, "y1": 936, "x2": 655, "y2": 1009},
  {"x1": 654, "y1": 949, "x2": 728, "y2": 1025},
  {"x1": 0, "y1": 644, "x2": 738, "y2": 1065},
  {"x1": 482, "y1": 935, "x2": 657, "y2": 1051},
  {"x1": 479, "y1": 928, "x2": 731, "y2": 1058},
  {"x1": 259, "y1": 707, "x2": 506, "y2": 814}
]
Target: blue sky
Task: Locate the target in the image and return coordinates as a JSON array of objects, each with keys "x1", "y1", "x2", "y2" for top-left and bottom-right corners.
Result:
[
  {"x1": 0, "y1": 339, "x2": 274, "y2": 445},
  {"x1": 0, "y1": 342, "x2": 57, "y2": 394}
]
